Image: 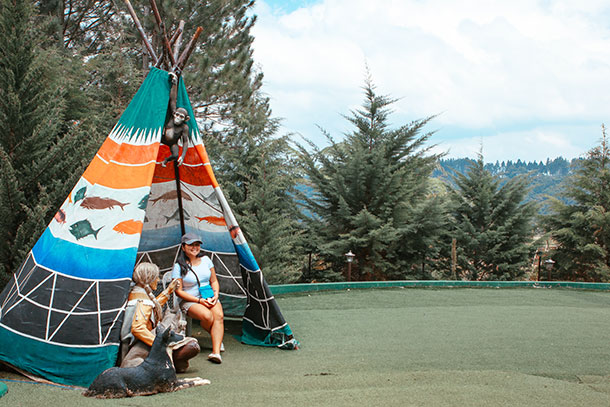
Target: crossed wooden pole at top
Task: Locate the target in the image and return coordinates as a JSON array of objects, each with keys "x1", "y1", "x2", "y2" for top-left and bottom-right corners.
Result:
[{"x1": 123, "y1": 0, "x2": 203, "y2": 73}]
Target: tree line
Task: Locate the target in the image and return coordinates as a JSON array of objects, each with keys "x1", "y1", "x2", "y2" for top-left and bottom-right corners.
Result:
[
  {"x1": 436, "y1": 157, "x2": 582, "y2": 214},
  {"x1": 437, "y1": 156, "x2": 578, "y2": 178},
  {"x1": 0, "y1": 0, "x2": 608, "y2": 289}
]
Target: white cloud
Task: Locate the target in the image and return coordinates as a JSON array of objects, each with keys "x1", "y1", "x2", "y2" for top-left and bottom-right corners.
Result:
[{"x1": 252, "y1": 0, "x2": 610, "y2": 160}]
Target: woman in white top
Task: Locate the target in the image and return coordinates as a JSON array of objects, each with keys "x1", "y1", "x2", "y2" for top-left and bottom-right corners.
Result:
[{"x1": 172, "y1": 232, "x2": 224, "y2": 363}]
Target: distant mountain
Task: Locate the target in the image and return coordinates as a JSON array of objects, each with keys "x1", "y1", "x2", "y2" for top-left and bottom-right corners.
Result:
[
  {"x1": 433, "y1": 157, "x2": 583, "y2": 213},
  {"x1": 297, "y1": 157, "x2": 581, "y2": 217}
]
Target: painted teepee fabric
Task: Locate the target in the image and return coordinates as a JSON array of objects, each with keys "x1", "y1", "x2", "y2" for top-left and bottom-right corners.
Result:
[
  {"x1": 135, "y1": 70, "x2": 296, "y2": 349},
  {"x1": 0, "y1": 68, "x2": 295, "y2": 387}
]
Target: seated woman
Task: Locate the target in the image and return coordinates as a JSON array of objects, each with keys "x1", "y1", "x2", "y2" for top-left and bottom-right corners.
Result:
[
  {"x1": 172, "y1": 233, "x2": 225, "y2": 364},
  {"x1": 120, "y1": 262, "x2": 200, "y2": 372}
]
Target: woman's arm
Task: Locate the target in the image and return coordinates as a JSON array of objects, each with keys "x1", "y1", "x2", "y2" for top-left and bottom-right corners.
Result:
[
  {"x1": 174, "y1": 278, "x2": 201, "y2": 304},
  {"x1": 171, "y1": 264, "x2": 201, "y2": 304},
  {"x1": 210, "y1": 268, "x2": 219, "y2": 300},
  {"x1": 205, "y1": 268, "x2": 220, "y2": 306}
]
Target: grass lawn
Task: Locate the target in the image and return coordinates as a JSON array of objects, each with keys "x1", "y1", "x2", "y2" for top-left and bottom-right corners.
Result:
[{"x1": 2, "y1": 287, "x2": 610, "y2": 406}]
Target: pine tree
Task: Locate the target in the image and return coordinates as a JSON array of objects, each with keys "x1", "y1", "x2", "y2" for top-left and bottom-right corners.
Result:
[
  {"x1": 207, "y1": 98, "x2": 303, "y2": 284},
  {"x1": 447, "y1": 154, "x2": 537, "y2": 280},
  {"x1": 166, "y1": 1, "x2": 304, "y2": 283},
  {"x1": 298, "y1": 77, "x2": 442, "y2": 281},
  {"x1": 179, "y1": 0, "x2": 263, "y2": 136},
  {"x1": 542, "y1": 126, "x2": 610, "y2": 281},
  {"x1": 90, "y1": 0, "x2": 264, "y2": 138},
  {"x1": 36, "y1": 1, "x2": 262, "y2": 137},
  {"x1": 35, "y1": 0, "x2": 118, "y2": 51},
  {"x1": 0, "y1": 0, "x2": 100, "y2": 288},
  {"x1": 399, "y1": 178, "x2": 452, "y2": 279}
]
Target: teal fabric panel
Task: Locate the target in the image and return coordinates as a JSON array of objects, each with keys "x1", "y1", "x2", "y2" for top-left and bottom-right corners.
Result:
[
  {"x1": 241, "y1": 319, "x2": 295, "y2": 348},
  {"x1": 0, "y1": 326, "x2": 118, "y2": 387}
]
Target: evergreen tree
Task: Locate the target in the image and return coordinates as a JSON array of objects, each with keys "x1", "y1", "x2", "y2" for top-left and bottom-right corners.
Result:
[
  {"x1": 36, "y1": 0, "x2": 118, "y2": 51},
  {"x1": 397, "y1": 177, "x2": 452, "y2": 279},
  {"x1": 0, "y1": 0, "x2": 101, "y2": 288},
  {"x1": 82, "y1": 40, "x2": 145, "y2": 128},
  {"x1": 206, "y1": 97, "x2": 303, "y2": 284},
  {"x1": 36, "y1": 1, "x2": 263, "y2": 137},
  {"x1": 34, "y1": 1, "x2": 141, "y2": 138},
  {"x1": 542, "y1": 126, "x2": 610, "y2": 281},
  {"x1": 447, "y1": 154, "x2": 537, "y2": 280},
  {"x1": 298, "y1": 77, "x2": 442, "y2": 281},
  {"x1": 172, "y1": 0, "x2": 304, "y2": 282}
]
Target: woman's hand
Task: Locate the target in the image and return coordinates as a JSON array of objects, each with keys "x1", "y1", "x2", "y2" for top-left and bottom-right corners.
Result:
[{"x1": 201, "y1": 297, "x2": 217, "y2": 308}]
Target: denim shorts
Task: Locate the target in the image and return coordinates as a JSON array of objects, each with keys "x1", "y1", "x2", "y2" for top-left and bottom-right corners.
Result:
[{"x1": 180, "y1": 300, "x2": 199, "y2": 314}]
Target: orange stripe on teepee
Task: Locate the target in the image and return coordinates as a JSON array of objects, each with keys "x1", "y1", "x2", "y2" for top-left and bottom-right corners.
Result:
[
  {"x1": 97, "y1": 138, "x2": 160, "y2": 165},
  {"x1": 83, "y1": 155, "x2": 157, "y2": 189},
  {"x1": 195, "y1": 144, "x2": 218, "y2": 188},
  {"x1": 151, "y1": 144, "x2": 218, "y2": 187},
  {"x1": 151, "y1": 161, "x2": 216, "y2": 186},
  {"x1": 156, "y1": 144, "x2": 206, "y2": 165}
]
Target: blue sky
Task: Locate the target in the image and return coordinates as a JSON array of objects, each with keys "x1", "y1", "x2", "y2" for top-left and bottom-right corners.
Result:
[{"x1": 251, "y1": 0, "x2": 610, "y2": 162}]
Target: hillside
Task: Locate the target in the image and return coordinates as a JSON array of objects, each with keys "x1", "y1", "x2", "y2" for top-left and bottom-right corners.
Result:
[{"x1": 433, "y1": 157, "x2": 582, "y2": 212}]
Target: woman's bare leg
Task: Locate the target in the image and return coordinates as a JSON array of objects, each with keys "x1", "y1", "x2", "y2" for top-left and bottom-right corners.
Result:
[
  {"x1": 209, "y1": 303, "x2": 224, "y2": 354},
  {"x1": 188, "y1": 302, "x2": 224, "y2": 354}
]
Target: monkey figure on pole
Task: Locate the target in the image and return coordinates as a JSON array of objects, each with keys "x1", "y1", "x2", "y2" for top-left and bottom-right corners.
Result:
[{"x1": 162, "y1": 72, "x2": 190, "y2": 167}]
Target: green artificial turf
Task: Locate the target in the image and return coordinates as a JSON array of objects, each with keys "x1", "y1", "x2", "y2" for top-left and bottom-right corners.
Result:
[{"x1": 2, "y1": 287, "x2": 610, "y2": 406}]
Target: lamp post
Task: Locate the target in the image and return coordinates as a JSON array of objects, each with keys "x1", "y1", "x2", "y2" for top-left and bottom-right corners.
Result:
[
  {"x1": 544, "y1": 258, "x2": 555, "y2": 281},
  {"x1": 345, "y1": 250, "x2": 355, "y2": 281}
]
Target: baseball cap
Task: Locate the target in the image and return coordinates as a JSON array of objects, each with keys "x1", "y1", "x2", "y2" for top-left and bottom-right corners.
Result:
[{"x1": 181, "y1": 233, "x2": 202, "y2": 245}]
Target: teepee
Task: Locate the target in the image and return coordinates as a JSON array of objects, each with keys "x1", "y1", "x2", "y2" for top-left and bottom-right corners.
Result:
[{"x1": 0, "y1": 67, "x2": 296, "y2": 387}]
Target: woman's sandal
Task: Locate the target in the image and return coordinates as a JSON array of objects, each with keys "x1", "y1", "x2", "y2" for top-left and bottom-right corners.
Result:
[{"x1": 208, "y1": 353, "x2": 222, "y2": 364}]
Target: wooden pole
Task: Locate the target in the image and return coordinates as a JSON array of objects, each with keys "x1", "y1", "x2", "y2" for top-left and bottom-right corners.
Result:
[
  {"x1": 421, "y1": 253, "x2": 425, "y2": 276},
  {"x1": 451, "y1": 238, "x2": 457, "y2": 280},
  {"x1": 173, "y1": 20, "x2": 186, "y2": 64},
  {"x1": 308, "y1": 252, "x2": 312, "y2": 276},
  {"x1": 123, "y1": 0, "x2": 158, "y2": 65},
  {"x1": 175, "y1": 26, "x2": 203, "y2": 71},
  {"x1": 149, "y1": 0, "x2": 177, "y2": 67},
  {"x1": 154, "y1": 26, "x2": 183, "y2": 69},
  {"x1": 174, "y1": 162, "x2": 186, "y2": 235}
]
